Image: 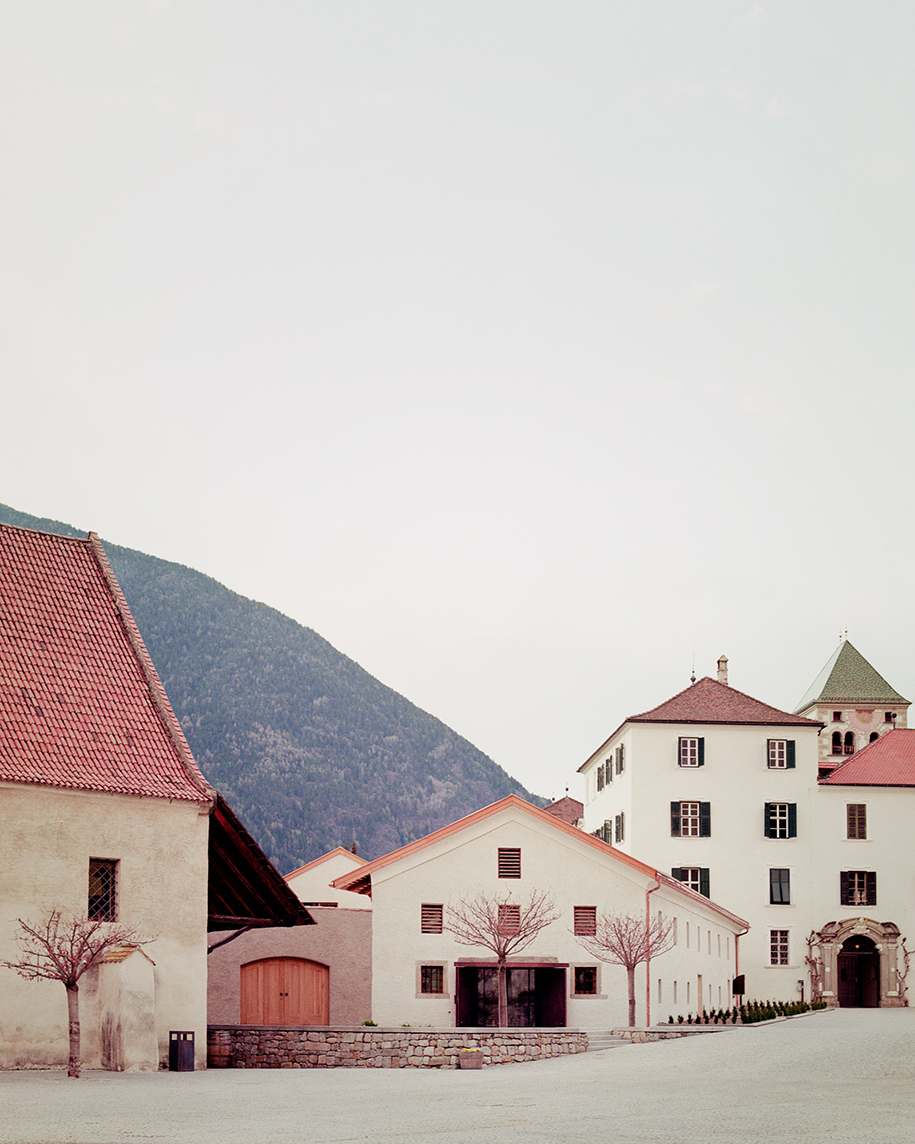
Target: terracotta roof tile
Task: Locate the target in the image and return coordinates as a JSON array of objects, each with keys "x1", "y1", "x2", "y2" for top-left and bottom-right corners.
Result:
[
  {"x1": 0, "y1": 523, "x2": 213, "y2": 801},
  {"x1": 820, "y1": 728, "x2": 915, "y2": 787},
  {"x1": 628, "y1": 676, "x2": 819, "y2": 727}
]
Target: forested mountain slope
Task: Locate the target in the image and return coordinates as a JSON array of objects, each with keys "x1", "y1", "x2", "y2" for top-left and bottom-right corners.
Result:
[{"x1": 0, "y1": 504, "x2": 542, "y2": 871}]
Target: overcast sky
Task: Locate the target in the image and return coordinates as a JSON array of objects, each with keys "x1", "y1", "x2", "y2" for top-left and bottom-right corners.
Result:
[{"x1": 3, "y1": 2, "x2": 914, "y2": 801}]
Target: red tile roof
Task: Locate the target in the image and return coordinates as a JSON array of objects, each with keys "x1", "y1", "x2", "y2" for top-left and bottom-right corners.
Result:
[
  {"x1": 0, "y1": 523, "x2": 214, "y2": 801},
  {"x1": 331, "y1": 794, "x2": 749, "y2": 930},
  {"x1": 629, "y1": 676, "x2": 820, "y2": 727},
  {"x1": 820, "y1": 728, "x2": 915, "y2": 787},
  {"x1": 543, "y1": 795, "x2": 584, "y2": 825}
]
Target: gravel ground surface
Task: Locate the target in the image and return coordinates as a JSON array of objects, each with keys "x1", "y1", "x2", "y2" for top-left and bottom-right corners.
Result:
[{"x1": 2, "y1": 1009, "x2": 913, "y2": 1144}]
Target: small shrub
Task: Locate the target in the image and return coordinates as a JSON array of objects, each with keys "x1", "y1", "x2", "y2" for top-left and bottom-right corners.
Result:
[{"x1": 362, "y1": 1020, "x2": 378, "y2": 1026}]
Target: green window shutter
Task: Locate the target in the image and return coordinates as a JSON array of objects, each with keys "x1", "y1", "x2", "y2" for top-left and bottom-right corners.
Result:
[
  {"x1": 786, "y1": 740, "x2": 796, "y2": 768},
  {"x1": 671, "y1": 802, "x2": 681, "y2": 836},
  {"x1": 699, "y1": 802, "x2": 711, "y2": 836},
  {"x1": 788, "y1": 803, "x2": 797, "y2": 838},
  {"x1": 867, "y1": 871, "x2": 877, "y2": 905},
  {"x1": 697, "y1": 738, "x2": 705, "y2": 766},
  {"x1": 671, "y1": 867, "x2": 683, "y2": 881},
  {"x1": 764, "y1": 803, "x2": 773, "y2": 838},
  {"x1": 699, "y1": 869, "x2": 710, "y2": 898}
]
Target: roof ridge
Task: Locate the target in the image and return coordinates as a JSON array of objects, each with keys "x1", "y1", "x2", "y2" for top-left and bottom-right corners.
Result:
[{"x1": 88, "y1": 532, "x2": 215, "y2": 804}]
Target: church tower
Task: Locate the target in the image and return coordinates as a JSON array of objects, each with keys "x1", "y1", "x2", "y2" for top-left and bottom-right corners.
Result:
[{"x1": 794, "y1": 639, "x2": 909, "y2": 774}]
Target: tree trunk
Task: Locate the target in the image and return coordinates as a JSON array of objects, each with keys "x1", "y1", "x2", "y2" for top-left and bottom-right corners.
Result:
[
  {"x1": 497, "y1": 962, "x2": 508, "y2": 1027},
  {"x1": 627, "y1": 966, "x2": 637, "y2": 1027},
  {"x1": 66, "y1": 984, "x2": 80, "y2": 1078}
]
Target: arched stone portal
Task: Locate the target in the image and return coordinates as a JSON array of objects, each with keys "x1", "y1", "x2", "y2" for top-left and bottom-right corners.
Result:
[{"x1": 811, "y1": 919, "x2": 906, "y2": 1008}]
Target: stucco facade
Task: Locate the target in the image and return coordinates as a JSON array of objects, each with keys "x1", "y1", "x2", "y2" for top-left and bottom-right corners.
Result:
[
  {"x1": 0, "y1": 783, "x2": 210, "y2": 1069},
  {"x1": 580, "y1": 655, "x2": 914, "y2": 1008},
  {"x1": 335, "y1": 797, "x2": 747, "y2": 1029},
  {"x1": 207, "y1": 907, "x2": 372, "y2": 1027}
]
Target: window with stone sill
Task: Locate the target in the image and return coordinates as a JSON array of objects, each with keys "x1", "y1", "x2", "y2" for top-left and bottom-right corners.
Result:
[{"x1": 420, "y1": 965, "x2": 444, "y2": 994}]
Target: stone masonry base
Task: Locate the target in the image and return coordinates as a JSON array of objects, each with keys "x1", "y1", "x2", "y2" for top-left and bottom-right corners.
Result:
[{"x1": 207, "y1": 1026, "x2": 588, "y2": 1069}]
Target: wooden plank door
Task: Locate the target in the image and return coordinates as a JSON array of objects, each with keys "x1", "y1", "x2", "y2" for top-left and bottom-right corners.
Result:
[{"x1": 240, "y1": 958, "x2": 329, "y2": 1025}]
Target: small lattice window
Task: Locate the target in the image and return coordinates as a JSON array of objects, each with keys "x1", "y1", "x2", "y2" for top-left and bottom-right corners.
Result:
[
  {"x1": 420, "y1": 965, "x2": 444, "y2": 994},
  {"x1": 770, "y1": 929, "x2": 789, "y2": 966},
  {"x1": 574, "y1": 906, "x2": 597, "y2": 936},
  {"x1": 498, "y1": 848, "x2": 521, "y2": 878},
  {"x1": 88, "y1": 858, "x2": 118, "y2": 921},
  {"x1": 574, "y1": 966, "x2": 598, "y2": 995}
]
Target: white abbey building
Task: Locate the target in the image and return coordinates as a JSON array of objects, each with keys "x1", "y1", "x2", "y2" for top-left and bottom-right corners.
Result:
[{"x1": 580, "y1": 642, "x2": 913, "y2": 1010}]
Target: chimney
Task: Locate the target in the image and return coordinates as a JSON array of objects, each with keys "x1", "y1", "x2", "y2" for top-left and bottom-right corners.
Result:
[{"x1": 717, "y1": 655, "x2": 728, "y2": 686}]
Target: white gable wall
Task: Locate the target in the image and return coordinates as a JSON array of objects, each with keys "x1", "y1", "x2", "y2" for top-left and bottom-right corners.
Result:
[{"x1": 369, "y1": 803, "x2": 744, "y2": 1028}]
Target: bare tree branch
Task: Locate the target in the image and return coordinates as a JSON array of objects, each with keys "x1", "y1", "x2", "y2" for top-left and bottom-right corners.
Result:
[
  {"x1": 446, "y1": 891, "x2": 558, "y2": 1026},
  {"x1": 575, "y1": 911, "x2": 675, "y2": 1026},
  {"x1": 1, "y1": 911, "x2": 150, "y2": 1077}
]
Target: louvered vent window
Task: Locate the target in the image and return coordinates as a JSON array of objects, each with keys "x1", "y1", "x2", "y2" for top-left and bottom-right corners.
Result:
[
  {"x1": 574, "y1": 906, "x2": 597, "y2": 936},
  {"x1": 847, "y1": 804, "x2": 867, "y2": 840},
  {"x1": 88, "y1": 858, "x2": 118, "y2": 921},
  {"x1": 421, "y1": 903, "x2": 444, "y2": 933},
  {"x1": 498, "y1": 847, "x2": 521, "y2": 878},
  {"x1": 498, "y1": 904, "x2": 521, "y2": 933}
]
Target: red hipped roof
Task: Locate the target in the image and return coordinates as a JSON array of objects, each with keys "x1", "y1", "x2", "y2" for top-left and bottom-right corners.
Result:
[
  {"x1": 0, "y1": 523, "x2": 213, "y2": 801},
  {"x1": 820, "y1": 728, "x2": 915, "y2": 787},
  {"x1": 629, "y1": 676, "x2": 819, "y2": 726}
]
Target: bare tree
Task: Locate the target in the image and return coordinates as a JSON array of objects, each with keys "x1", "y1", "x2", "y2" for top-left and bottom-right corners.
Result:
[
  {"x1": 805, "y1": 931, "x2": 824, "y2": 1003},
  {"x1": 446, "y1": 891, "x2": 558, "y2": 1027},
  {"x1": 575, "y1": 911, "x2": 675, "y2": 1026},
  {"x1": 1, "y1": 911, "x2": 149, "y2": 1077}
]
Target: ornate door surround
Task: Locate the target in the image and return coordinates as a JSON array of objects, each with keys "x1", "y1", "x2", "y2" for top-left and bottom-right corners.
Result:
[{"x1": 810, "y1": 918, "x2": 907, "y2": 1008}]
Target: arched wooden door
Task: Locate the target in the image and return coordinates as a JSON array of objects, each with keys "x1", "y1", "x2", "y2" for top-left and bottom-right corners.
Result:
[{"x1": 240, "y1": 957, "x2": 329, "y2": 1025}]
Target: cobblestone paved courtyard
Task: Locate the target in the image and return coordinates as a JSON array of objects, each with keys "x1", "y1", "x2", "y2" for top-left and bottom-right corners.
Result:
[{"x1": 1, "y1": 1009, "x2": 913, "y2": 1144}]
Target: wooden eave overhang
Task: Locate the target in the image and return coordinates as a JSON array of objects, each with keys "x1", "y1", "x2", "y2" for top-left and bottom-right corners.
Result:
[{"x1": 208, "y1": 794, "x2": 314, "y2": 930}]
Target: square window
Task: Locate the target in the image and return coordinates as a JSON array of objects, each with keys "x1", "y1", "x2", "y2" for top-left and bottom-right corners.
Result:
[
  {"x1": 770, "y1": 930, "x2": 789, "y2": 966},
  {"x1": 679, "y1": 738, "x2": 701, "y2": 767},
  {"x1": 421, "y1": 903, "x2": 444, "y2": 933},
  {"x1": 678, "y1": 868, "x2": 702, "y2": 894},
  {"x1": 498, "y1": 848, "x2": 521, "y2": 878},
  {"x1": 885, "y1": 712, "x2": 894, "y2": 724},
  {"x1": 765, "y1": 803, "x2": 796, "y2": 839},
  {"x1": 88, "y1": 858, "x2": 118, "y2": 921},
  {"x1": 841, "y1": 871, "x2": 876, "y2": 906},
  {"x1": 833, "y1": 711, "x2": 843, "y2": 723},
  {"x1": 574, "y1": 906, "x2": 597, "y2": 936},
  {"x1": 574, "y1": 966, "x2": 598, "y2": 995},
  {"x1": 420, "y1": 965, "x2": 444, "y2": 994},
  {"x1": 847, "y1": 804, "x2": 867, "y2": 840},
  {"x1": 769, "y1": 868, "x2": 790, "y2": 905}
]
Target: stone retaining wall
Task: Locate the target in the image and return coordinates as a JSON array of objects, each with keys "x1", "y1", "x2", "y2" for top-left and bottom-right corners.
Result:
[{"x1": 207, "y1": 1026, "x2": 588, "y2": 1069}]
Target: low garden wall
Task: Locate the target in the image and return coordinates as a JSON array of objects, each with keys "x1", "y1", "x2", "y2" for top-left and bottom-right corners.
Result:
[{"x1": 207, "y1": 1026, "x2": 588, "y2": 1069}]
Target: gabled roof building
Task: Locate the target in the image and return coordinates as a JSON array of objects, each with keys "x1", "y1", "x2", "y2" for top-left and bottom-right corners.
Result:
[
  {"x1": 0, "y1": 523, "x2": 309, "y2": 1070},
  {"x1": 332, "y1": 795, "x2": 748, "y2": 1029},
  {"x1": 580, "y1": 647, "x2": 913, "y2": 1010}
]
